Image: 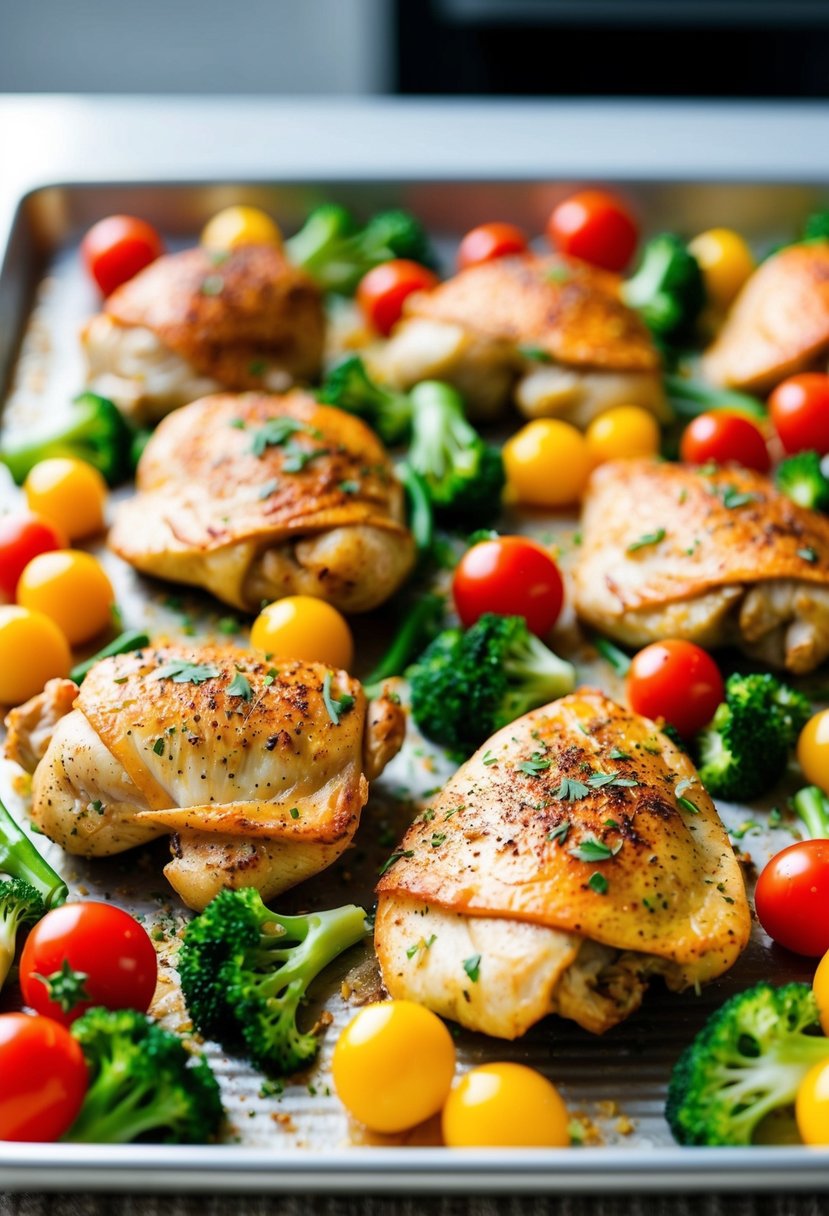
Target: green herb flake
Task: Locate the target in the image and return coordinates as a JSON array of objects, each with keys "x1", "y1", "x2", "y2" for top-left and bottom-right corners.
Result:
[
  {"x1": 608, "y1": 747, "x2": 631, "y2": 761},
  {"x1": 322, "y1": 671, "x2": 355, "y2": 725},
  {"x1": 249, "y1": 417, "x2": 319, "y2": 458},
  {"x1": 482, "y1": 750, "x2": 498, "y2": 766},
  {"x1": 677, "y1": 794, "x2": 700, "y2": 815},
  {"x1": 718, "y1": 485, "x2": 760, "y2": 510},
  {"x1": 257, "y1": 478, "x2": 280, "y2": 500},
  {"x1": 462, "y1": 954, "x2": 481, "y2": 983},
  {"x1": 588, "y1": 871, "x2": 609, "y2": 895},
  {"x1": 289, "y1": 807, "x2": 300, "y2": 820},
  {"x1": 518, "y1": 345, "x2": 553, "y2": 363},
  {"x1": 569, "y1": 835, "x2": 622, "y2": 863},
  {"x1": 430, "y1": 833, "x2": 447, "y2": 848},
  {"x1": 798, "y1": 546, "x2": 819, "y2": 564},
  {"x1": 227, "y1": 672, "x2": 253, "y2": 702},
  {"x1": 201, "y1": 274, "x2": 224, "y2": 296},
  {"x1": 281, "y1": 443, "x2": 324, "y2": 473},
  {"x1": 154, "y1": 660, "x2": 221, "y2": 686},
  {"x1": 627, "y1": 528, "x2": 666, "y2": 553},
  {"x1": 547, "y1": 820, "x2": 571, "y2": 845},
  {"x1": 406, "y1": 934, "x2": 437, "y2": 959},
  {"x1": 152, "y1": 738, "x2": 165, "y2": 756},
  {"x1": 546, "y1": 265, "x2": 571, "y2": 284},
  {"x1": 378, "y1": 849, "x2": 414, "y2": 877},
  {"x1": 339, "y1": 479, "x2": 360, "y2": 494},
  {"x1": 262, "y1": 667, "x2": 278, "y2": 687},
  {"x1": 552, "y1": 777, "x2": 590, "y2": 801},
  {"x1": 90, "y1": 800, "x2": 104, "y2": 814},
  {"x1": 248, "y1": 359, "x2": 267, "y2": 377},
  {"x1": 516, "y1": 752, "x2": 553, "y2": 776}
]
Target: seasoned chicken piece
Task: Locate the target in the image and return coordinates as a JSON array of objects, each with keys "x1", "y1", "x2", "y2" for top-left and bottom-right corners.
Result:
[
  {"x1": 375, "y1": 690, "x2": 749, "y2": 1039},
  {"x1": 574, "y1": 460, "x2": 829, "y2": 673},
  {"x1": 5, "y1": 645, "x2": 405, "y2": 911},
  {"x1": 82, "y1": 245, "x2": 324, "y2": 424},
  {"x1": 374, "y1": 254, "x2": 666, "y2": 423},
  {"x1": 704, "y1": 242, "x2": 829, "y2": 393},
  {"x1": 110, "y1": 391, "x2": 415, "y2": 614},
  {"x1": 5, "y1": 678, "x2": 78, "y2": 774}
]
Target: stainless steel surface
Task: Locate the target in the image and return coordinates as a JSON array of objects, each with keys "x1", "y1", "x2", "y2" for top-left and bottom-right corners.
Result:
[{"x1": 3, "y1": 103, "x2": 829, "y2": 1191}]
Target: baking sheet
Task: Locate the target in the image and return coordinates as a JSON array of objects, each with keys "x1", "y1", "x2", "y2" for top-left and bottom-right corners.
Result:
[{"x1": 0, "y1": 179, "x2": 828, "y2": 1193}]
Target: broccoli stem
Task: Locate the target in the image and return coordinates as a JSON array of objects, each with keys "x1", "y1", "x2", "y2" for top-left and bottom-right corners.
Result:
[
  {"x1": 0, "y1": 799, "x2": 66, "y2": 908},
  {"x1": 256, "y1": 904, "x2": 367, "y2": 999},
  {"x1": 396, "y1": 462, "x2": 434, "y2": 554},
  {"x1": 69, "y1": 629, "x2": 150, "y2": 685},
  {"x1": 64, "y1": 1069, "x2": 188, "y2": 1144},
  {"x1": 792, "y1": 786, "x2": 829, "y2": 839},
  {"x1": 593, "y1": 635, "x2": 632, "y2": 676},
  {"x1": 362, "y1": 594, "x2": 445, "y2": 692},
  {"x1": 0, "y1": 915, "x2": 19, "y2": 989},
  {"x1": 665, "y1": 375, "x2": 766, "y2": 420}
]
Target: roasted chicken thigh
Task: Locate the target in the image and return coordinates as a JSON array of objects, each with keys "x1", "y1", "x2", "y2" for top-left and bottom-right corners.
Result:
[
  {"x1": 375, "y1": 690, "x2": 749, "y2": 1038},
  {"x1": 82, "y1": 245, "x2": 325, "y2": 424},
  {"x1": 110, "y1": 391, "x2": 415, "y2": 613},
  {"x1": 375, "y1": 254, "x2": 665, "y2": 423},
  {"x1": 574, "y1": 459, "x2": 829, "y2": 673},
  {"x1": 5, "y1": 645, "x2": 405, "y2": 911}
]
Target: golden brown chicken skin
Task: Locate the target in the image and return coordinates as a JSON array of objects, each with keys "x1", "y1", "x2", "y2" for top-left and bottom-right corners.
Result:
[
  {"x1": 5, "y1": 645, "x2": 405, "y2": 911},
  {"x1": 574, "y1": 459, "x2": 829, "y2": 673},
  {"x1": 704, "y1": 242, "x2": 829, "y2": 393},
  {"x1": 375, "y1": 254, "x2": 665, "y2": 423},
  {"x1": 82, "y1": 244, "x2": 325, "y2": 424},
  {"x1": 109, "y1": 390, "x2": 415, "y2": 613},
  {"x1": 375, "y1": 690, "x2": 749, "y2": 1039}
]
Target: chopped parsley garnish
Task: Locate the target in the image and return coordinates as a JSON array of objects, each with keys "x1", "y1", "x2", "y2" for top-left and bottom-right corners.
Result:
[
  {"x1": 217, "y1": 616, "x2": 242, "y2": 635},
  {"x1": 249, "y1": 417, "x2": 320, "y2": 458},
  {"x1": 227, "y1": 672, "x2": 253, "y2": 702},
  {"x1": 430, "y1": 833, "x2": 447, "y2": 848},
  {"x1": 588, "y1": 872, "x2": 609, "y2": 895},
  {"x1": 482, "y1": 750, "x2": 498, "y2": 766},
  {"x1": 339, "y1": 479, "x2": 360, "y2": 494},
  {"x1": 516, "y1": 752, "x2": 553, "y2": 776},
  {"x1": 201, "y1": 275, "x2": 224, "y2": 296},
  {"x1": 462, "y1": 954, "x2": 481, "y2": 983},
  {"x1": 587, "y1": 771, "x2": 639, "y2": 790},
  {"x1": 152, "y1": 738, "x2": 165, "y2": 756},
  {"x1": 717, "y1": 485, "x2": 760, "y2": 510},
  {"x1": 90, "y1": 800, "x2": 103, "y2": 814},
  {"x1": 609, "y1": 747, "x2": 631, "y2": 760},
  {"x1": 154, "y1": 660, "x2": 220, "y2": 686},
  {"x1": 546, "y1": 265, "x2": 571, "y2": 284},
  {"x1": 798, "y1": 547, "x2": 819, "y2": 563},
  {"x1": 322, "y1": 671, "x2": 355, "y2": 725},
  {"x1": 675, "y1": 777, "x2": 696, "y2": 796},
  {"x1": 569, "y1": 835, "x2": 622, "y2": 862},
  {"x1": 281, "y1": 443, "x2": 324, "y2": 473},
  {"x1": 378, "y1": 849, "x2": 414, "y2": 876},
  {"x1": 676, "y1": 790, "x2": 700, "y2": 814},
  {"x1": 547, "y1": 820, "x2": 571, "y2": 845},
  {"x1": 627, "y1": 528, "x2": 666, "y2": 553},
  {"x1": 257, "y1": 478, "x2": 280, "y2": 500},
  {"x1": 262, "y1": 667, "x2": 278, "y2": 687},
  {"x1": 518, "y1": 345, "x2": 552, "y2": 363},
  {"x1": 289, "y1": 807, "x2": 300, "y2": 820},
  {"x1": 406, "y1": 934, "x2": 437, "y2": 960},
  {"x1": 552, "y1": 777, "x2": 590, "y2": 801}
]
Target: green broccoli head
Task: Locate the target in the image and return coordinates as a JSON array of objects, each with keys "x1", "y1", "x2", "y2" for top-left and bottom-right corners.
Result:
[
  {"x1": 695, "y1": 673, "x2": 810, "y2": 802},
  {"x1": 666, "y1": 982, "x2": 829, "y2": 1146},
  {"x1": 65, "y1": 1008, "x2": 223, "y2": 1144},
  {"x1": 0, "y1": 797, "x2": 67, "y2": 909},
  {"x1": 406, "y1": 381, "x2": 505, "y2": 525},
  {"x1": 178, "y1": 887, "x2": 367, "y2": 1076},
  {"x1": 0, "y1": 392, "x2": 134, "y2": 486},
  {"x1": 0, "y1": 877, "x2": 45, "y2": 990},
  {"x1": 409, "y1": 612, "x2": 575, "y2": 754},
  {"x1": 622, "y1": 234, "x2": 706, "y2": 339},
  {"x1": 285, "y1": 204, "x2": 435, "y2": 295},
  {"x1": 318, "y1": 356, "x2": 413, "y2": 445},
  {"x1": 802, "y1": 212, "x2": 829, "y2": 243},
  {"x1": 775, "y1": 451, "x2": 829, "y2": 512}
]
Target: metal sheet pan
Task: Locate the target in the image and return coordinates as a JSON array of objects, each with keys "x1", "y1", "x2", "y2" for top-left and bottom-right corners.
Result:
[{"x1": 1, "y1": 177, "x2": 829, "y2": 1194}]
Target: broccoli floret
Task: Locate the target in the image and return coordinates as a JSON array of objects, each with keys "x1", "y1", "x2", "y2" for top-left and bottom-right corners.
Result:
[
  {"x1": 64, "y1": 1008, "x2": 223, "y2": 1144},
  {"x1": 802, "y1": 212, "x2": 829, "y2": 243},
  {"x1": 396, "y1": 460, "x2": 435, "y2": 556},
  {"x1": 178, "y1": 887, "x2": 367, "y2": 1075},
  {"x1": 0, "y1": 877, "x2": 45, "y2": 990},
  {"x1": 406, "y1": 381, "x2": 505, "y2": 525},
  {"x1": 622, "y1": 235, "x2": 705, "y2": 340},
  {"x1": 318, "y1": 356, "x2": 413, "y2": 445},
  {"x1": 69, "y1": 628, "x2": 150, "y2": 685},
  {"x1": 666, "y1": 982, "x2": 829, "y2": 1146},
  {"x1": 409, "y1": 612, "x2": 576, "y2": 754},
  {"x1": 0, "y1": 796, "x2": 67, "y2": 909},
  {"x1": 285, "y1": 205, "x2": 435, "y2": 295},
  {"x1": 792, "y1": 786, "x2": 829, "y2": 839},
  {"x1": 695, "y1": 673, "x2": 810, "y2": 802},
  {"x1": 776, "y1": 451, "x2": 829, "y2": 511},
  {"x1": 0, "y1": 392, "x2": 134, "y2": 486},
  {"x1": 362, "y1": 593, "x2": 446, "y2": 696}
]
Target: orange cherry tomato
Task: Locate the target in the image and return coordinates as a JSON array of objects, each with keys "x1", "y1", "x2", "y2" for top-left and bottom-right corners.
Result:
[
  {"x1": 81, "y1": 215, "x2": 164, "y2": 296},
  {"x1": 547, "y1": 190, "x2": 638, "y2": 273},
  {"x1": 457, "y1": 222, "x2": 528, "y2": 271},
  {"x1": 356, "y1": 260, "x2": 439, "y2": 336},
  {"x1": 627, "y1": 640, "x2": 724, "y2": 737}
]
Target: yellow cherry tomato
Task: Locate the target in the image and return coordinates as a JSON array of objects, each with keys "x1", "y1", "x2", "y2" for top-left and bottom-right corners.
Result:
[
  {"x1": 796, "y1": 1059, "x2": 829, "y2": 1146},
  {"x1": 250, "y1": 596, "x2": 354, "y2": 670},
  {"x1": 813, "y1": 951, "x2": 829, "y2": 1036},
  {"x1": 17, "y1": 551, "x2": 114, "y2": 646},
  {"x1": 201, "y1": 206, "x2": 282, "y2": 251},
  {"x1": 23, "y1": 459, "x2": 107, "y2": 541},
  {"x1": 332, "y1": 1000, "x2": 456, "y2": 1133},
  {"x1": 797, "y1": 709, "x2": 829, "y2": 792},
  {"x1": 442, "y1": 1063, "x2": 570, "y2": 1148},
  {"x1": 585, "y1": 406, "x2": 661, "y2": 466},
  {"x1": 502, "y1": 419, "x2": 592, "y2": 508},
  {"x1": 688, "y1": 228, "x2": 755, "y2": 312},
  {"x1": 0, "y1": 605, "x2": 71, "y2": 705}
]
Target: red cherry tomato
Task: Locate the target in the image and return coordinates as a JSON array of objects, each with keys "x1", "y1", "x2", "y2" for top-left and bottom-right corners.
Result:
[
  {"x1": 679, "y1": 411, "x2": 770, "y2": 474},
  {"x1": 452, "y1": 537, "x2": 564, "y2": 638},
  {"x1": 769, "y1": 374, "x2": 829, "y2": 456},
  {"x1": 546, "y1": 190, "x2": 638, "y2": 273},
  {"x1": 0, "y1": 514, "x2": 65, "y2": 602},
  {"x1": 0, "y1": 1013, "x2": 87, "y2": 1141},
  {"x1": 755, "y1": 840, "x2": 829, "y2": 958},
  {"x1": 81, "y1": 215, "x2": 164, "y2": 296},
  {"x1": 457, "y1": 222, "x2": 529, "y2": 271},
  {"x1": 357, "y1": 259, "x2": 440, "y2": 337},
  {"x1": 20, "y1": 902, "x2": 158, "y2": 1027},
  {"x1": 627, "y1": 640, "x2": 724, "y2": 737}
]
